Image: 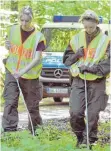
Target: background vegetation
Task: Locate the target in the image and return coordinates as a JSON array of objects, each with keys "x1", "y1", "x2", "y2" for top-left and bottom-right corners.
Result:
[
  {"x1": 0, "y1": 1, "x2": 110, "y2": 150},
  {"x1": 0, "y1": 0, "x2": 110, "y2": 44},
  {"x1": 0, "y1": 0, "x2": 110, "y2": 103}
]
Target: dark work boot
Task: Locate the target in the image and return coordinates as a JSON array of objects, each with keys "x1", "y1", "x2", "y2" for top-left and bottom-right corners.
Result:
[
  {"x1": 79, "y1": 139, "x2": 87, "y2": 149},
  {"x1": 76, "y1": 136, "x2": 83, "y2": 148},
  {"x1": 4, "y1": 128, "x2": 17, "y2": 132},
  {"x1": 1, "y1": 128, "x2": 17, "y2": 138},
  {"x1": 79, "y1": 139, "x2": 95, "y2": 150}
]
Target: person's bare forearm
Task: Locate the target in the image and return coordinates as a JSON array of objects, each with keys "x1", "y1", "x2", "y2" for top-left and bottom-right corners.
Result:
[
  {"x1": 12, "y1": 51, "x2": 42, "y2": 79},
  {"x1": 19, "y1": 52, "x2": 42, "y2": 76},
  {"x1": 20, "y1": 58, "x2": 40, "y2": 75}
]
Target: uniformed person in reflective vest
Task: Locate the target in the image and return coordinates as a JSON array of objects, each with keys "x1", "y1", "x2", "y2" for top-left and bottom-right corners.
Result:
[
  {"x1": 2, "y1": 6, "x2": 46, "y2": 134},
  {"x1": 63, "y1": 10, "x2": 110, "y2": 148}
]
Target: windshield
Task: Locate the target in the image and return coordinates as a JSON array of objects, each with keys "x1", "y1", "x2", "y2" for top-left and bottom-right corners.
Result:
[{"x1": 42, "y1": 28, "x2": 81, "y2": 52}]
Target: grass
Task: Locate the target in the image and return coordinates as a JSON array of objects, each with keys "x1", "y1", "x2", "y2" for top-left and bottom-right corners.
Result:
[{"x1": 1, "y1": 122, "x2": 110, "y2": 151}]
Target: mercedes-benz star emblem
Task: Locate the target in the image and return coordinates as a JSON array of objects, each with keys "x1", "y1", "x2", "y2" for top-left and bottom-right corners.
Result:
[{"x1": 54, "y1": 69, "x2": 63, "y2": 78}]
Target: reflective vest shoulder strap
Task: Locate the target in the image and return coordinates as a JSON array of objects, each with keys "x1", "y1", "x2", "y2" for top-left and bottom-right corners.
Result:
[
  {"x1": 74, "y1": 33, "x2": 79, "y2": 51},
  {"x1": 9, "y1": 25, "x2": 17, "y2": 40},
  {"x1": 73, "y1": 30, "x2": 85, "y2": 51},
  {"x1": 32, "y1": 31, "x2": 43, "y2": 58},
  {"x1": 94, "y1": 34, "x2": 107, "y2": 59}
]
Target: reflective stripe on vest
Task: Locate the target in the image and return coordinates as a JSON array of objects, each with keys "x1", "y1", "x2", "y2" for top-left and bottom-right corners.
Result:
[
  {"x1": 74, "y1": 34, "x2": 79, "y2": 51},
  {"x1": 9, "y1": 25, "x2": 16, "y2": 41},
  {"x1": 70, "y1": 31, "x2": 109, "y2": 80},
  {"x1": 6, "y1": 25, "x2": 43, "y2": 79}
]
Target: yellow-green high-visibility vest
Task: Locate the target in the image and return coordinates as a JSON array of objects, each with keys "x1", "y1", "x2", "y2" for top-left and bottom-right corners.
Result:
[
  {"x1": 6, "y1": 25, "x2": 45, "y2": 79},
  {"x1": 70, "y1": 30, "x2": 110, "y2": 80}
]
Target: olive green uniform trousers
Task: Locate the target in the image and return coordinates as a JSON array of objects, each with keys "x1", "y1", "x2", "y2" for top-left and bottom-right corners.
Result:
[
  {"x1": 2, "y1": 69, "x2": 43, "y2": 132},
  {"x1": 69, "y1": 77, "x2": 108, "y2": 143}
]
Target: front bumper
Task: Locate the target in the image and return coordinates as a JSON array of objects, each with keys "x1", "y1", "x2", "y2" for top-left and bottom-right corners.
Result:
[
  {"x1": 39, "y1": 76, "x2": 70, "y2": 83},
  {"x1": 40, "y1": 76, "x2": 70, "y2": 98}
]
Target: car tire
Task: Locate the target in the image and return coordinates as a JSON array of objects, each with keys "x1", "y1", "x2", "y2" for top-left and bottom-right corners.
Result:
[{"x1": 53, "y1": 97, "x2": 63, "y2": 102}]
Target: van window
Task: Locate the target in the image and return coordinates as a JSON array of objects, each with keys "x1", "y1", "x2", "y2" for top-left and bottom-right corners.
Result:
[{"x1": 42, "y1": 28, "x2": 81, "y2": 52}]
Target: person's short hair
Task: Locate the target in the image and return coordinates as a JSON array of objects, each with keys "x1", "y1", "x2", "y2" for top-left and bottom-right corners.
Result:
[
  {"x1": 79, "y1": 10, "x2": 99, "y2": 23},
  {"x1": 19, "y1": 6, "x2": 33, "y2": 20}
]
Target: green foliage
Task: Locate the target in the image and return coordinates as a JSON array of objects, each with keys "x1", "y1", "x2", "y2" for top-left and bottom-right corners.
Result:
[
  {"x1": 0, "y1": 0, "x2": 110, "y2": 46},
  {"x1": 1, "y1": 1, "x2": 110, "y2": 30},
  {"x1": 44, "y1": 28, "x2": 80, "y2": 52},
  {"x1": 1, "y1": 122, "x2": 110, "y2": 151},
  {"x1": 98, "y1": 122, "x2": 110, "y2": 145},
  {"x1": 0, "y1": 0, "x2": 110, "y2": 103}
]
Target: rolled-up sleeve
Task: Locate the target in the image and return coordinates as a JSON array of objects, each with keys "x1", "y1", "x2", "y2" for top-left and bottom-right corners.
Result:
[{"x1": 36, "y1": 41, "x2": 46, "y2": 51}]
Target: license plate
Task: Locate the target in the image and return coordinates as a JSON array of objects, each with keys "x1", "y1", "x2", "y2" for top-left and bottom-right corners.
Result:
[{"x1": 46, "y1": 88, "x2": 68, "y2": 94}]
